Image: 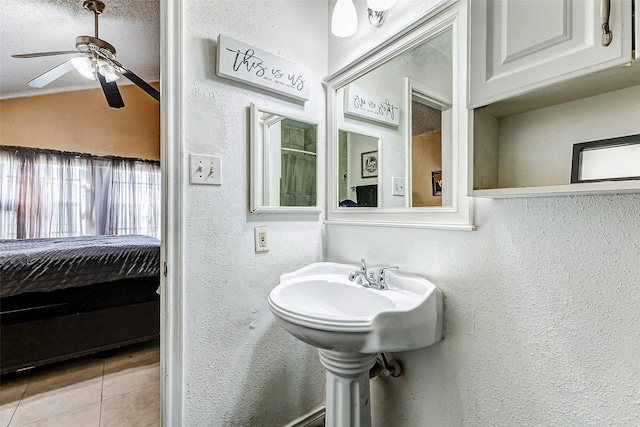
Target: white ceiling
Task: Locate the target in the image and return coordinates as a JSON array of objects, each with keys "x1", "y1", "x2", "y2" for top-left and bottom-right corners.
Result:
[{"x1": 0, "y1": 0, "x2": 160, "y2": 99}]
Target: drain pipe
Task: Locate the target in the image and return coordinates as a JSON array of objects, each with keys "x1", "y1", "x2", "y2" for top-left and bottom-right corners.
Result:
[{"x1": 369, "y1": 353, "x2": 402, "y2": 379}]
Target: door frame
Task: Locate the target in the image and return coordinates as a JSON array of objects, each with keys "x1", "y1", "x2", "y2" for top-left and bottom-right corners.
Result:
[{"x1": 160, "y1": 0, "x2": 183, "y2": 425}]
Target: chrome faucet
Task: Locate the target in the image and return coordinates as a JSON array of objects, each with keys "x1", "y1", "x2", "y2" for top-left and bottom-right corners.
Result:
[
  {"x1": 348, "y1": 259, "x2": 399, "y2": 290},
  {"x1": 348, "y1": 259, "x2": 376, "y2": 288}
]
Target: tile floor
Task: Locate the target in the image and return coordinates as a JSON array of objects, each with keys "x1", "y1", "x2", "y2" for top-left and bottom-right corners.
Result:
[{"x1": 0, "y1": 339, "x2": 160, "y2": 427}]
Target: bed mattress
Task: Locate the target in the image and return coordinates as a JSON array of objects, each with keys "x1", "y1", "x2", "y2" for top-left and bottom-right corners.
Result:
[{"x1": 0, "y1": 235, "x2": 160, "y2": 297}]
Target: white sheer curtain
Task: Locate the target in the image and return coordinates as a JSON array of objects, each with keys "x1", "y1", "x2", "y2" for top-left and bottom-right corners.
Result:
[{"x1": 0, "y1": 146, "x2": 160, "y2": 239}]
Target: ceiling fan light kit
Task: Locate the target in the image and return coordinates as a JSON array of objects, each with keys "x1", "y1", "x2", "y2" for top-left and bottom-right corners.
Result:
[{"x1": 11, "y1": 0, "x2": 159, "y2": 109}]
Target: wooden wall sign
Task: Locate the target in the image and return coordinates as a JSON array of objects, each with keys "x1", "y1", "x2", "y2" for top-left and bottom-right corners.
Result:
[{"x1": 216, "y1": 34, "x2": 311, "y2": 102}]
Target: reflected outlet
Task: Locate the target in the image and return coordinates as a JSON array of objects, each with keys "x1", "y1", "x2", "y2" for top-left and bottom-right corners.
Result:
[{"x1": 392, "y1": 177, "x2": 405, "y2": 196}]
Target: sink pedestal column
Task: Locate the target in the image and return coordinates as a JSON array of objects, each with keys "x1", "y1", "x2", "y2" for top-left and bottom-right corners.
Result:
[{"x1": 318, "y1": 349, "x2": 377, "y2": 427}]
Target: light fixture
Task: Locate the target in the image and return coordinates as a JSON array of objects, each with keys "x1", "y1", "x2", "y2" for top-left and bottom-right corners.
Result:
[
  {"x1": 71, "y1": 56, "x2": 97, "y2": 80},
  {"x1": 332, "y1": 0, "x2": 397, "y2": 37},
  {"x1": 367, "y1": 0, "x2": 397, "y2": 27},
  {"x1": 71, "y1": 56, "x2": 120, "y2": 83},
  {"x1": 98, "y1": 62, "x2": 119, "y2": 83},
  {"x1": 331, "y1": 0, "x2": 358, "y2": 38}
]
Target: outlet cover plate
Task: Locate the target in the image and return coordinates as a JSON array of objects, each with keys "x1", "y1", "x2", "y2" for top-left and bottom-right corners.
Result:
[{"x1": 254, "y1": 227, "x2": 269, "y2": 252}]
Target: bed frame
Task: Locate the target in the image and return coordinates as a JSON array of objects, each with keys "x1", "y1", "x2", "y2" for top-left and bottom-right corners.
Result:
[{"x1": 1, "y1": 277, "x2": 160, "y2": 375}]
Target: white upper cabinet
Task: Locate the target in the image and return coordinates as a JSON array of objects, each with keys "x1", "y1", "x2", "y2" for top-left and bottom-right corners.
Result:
[{"x1": 468, "y1": 0, "x2": 634, "y2": 108}]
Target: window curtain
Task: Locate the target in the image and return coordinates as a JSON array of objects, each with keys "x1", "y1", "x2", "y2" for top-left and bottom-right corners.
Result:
[{"x1": 0, "y1": 146, "x2": 160, "y2": 239}]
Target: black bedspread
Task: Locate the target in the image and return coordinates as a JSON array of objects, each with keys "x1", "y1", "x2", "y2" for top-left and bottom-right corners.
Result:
[{"x1": 0, "y1": 235, "x2": 160, "y2": 297}]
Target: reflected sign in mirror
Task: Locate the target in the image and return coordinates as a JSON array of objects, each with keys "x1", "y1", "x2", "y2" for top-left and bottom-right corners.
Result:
[{"x1": 250, "y1": 103, "x2": 320, "y2": 213}]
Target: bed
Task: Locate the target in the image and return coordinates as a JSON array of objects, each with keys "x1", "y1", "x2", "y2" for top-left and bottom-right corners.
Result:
[{"x1": 0, "y1": 234, "x2": 161, "y2": 375}]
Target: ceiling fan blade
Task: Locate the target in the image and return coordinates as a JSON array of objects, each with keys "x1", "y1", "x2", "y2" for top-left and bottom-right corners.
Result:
[
  {"x1": 28, "y1": 60, "x2": 76, "y2": 88},
  {"x1": 98, "y1": 73, "x2": 125, "y2": 109},
  {"x1": 120, "y1": 68, "x2": 160, "y2": 102},
  {"x1": 12, "y1": 51, "x2": 83, "y2": 58}
]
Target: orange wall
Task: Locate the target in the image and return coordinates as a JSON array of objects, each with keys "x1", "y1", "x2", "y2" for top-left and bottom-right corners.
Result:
[
  {"x1": 0, "y1": 83, "x2": 160, "y2": 160},
  {"x1": 412, "y1": 130, "x2": 442, "y2": 207}
]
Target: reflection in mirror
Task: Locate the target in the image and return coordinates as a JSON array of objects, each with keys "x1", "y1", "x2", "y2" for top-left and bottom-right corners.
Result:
[
  {"x1": 326, "y1": 3, "x2": 473, "y2": 229},
  {"x1": 409, "y1": 80, "x2": 452, "y2": 207},
  {"x1": 334, "y1": 27, "x2": 453, "y2": 210},
  {"x1": 338, "y1": 130, "x2": 380, "y2": 207},
  {"x1": 250, "y1": 103, "x2": 320, "y2": 213}
]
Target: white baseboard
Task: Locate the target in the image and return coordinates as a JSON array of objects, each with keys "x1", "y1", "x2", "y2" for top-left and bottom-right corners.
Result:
[{"x1": 283, "y1": 406, "x2": 326, "y2": 427}]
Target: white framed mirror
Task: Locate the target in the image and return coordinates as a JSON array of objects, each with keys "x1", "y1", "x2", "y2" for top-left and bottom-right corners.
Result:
[
  {"x1": 250, "y1": 103, "x2": 321, "y2": 214},
  {"x1": 325, "y1": 1, "x2": 473, "y2": 229}
]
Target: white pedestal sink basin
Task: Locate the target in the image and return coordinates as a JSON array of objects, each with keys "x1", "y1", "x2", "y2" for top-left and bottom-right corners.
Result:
[{"x1": 268, "y1": 262, "x2": 443, "y2": 427}]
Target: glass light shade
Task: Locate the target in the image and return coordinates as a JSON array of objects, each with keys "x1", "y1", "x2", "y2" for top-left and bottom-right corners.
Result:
[
  {"x1": 98, "y1": 62, "x2": 120, "y2": 83},
  {"x1": 71, "y1": 56, "x2": 96, "y2": 80},
  {"x1": 331, "y1": 0, "x2": 358, "y2": 37},
  {"x1": 367, "y1": 0, "x2": 397, "y2": 11}
]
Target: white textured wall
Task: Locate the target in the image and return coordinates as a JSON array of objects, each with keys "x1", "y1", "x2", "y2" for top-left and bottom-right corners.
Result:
[
  {"x1": 327, "y1": 195, "x2": 640, "y2": 427},
  {"x1": 327, "y1": 0, "x2": 447, "y2": 73},
  {"x1": 181, "y1": 1, "x2": 328, "y2": 425},
  {"x1": 326, "y1": 1, "x2": 640, "y2": 426},
  {"x1": 327, "y1": 194, "x2": 640, "y2": 426}
]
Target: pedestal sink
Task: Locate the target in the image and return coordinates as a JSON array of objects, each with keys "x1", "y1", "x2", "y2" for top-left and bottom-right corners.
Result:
[{"x1": 267, "y1": 262, "x2": 443, "y2": 427}]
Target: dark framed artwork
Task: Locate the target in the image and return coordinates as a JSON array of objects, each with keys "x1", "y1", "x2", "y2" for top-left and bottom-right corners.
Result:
[
  {"x1": 571, "y1": 134, "x2": 640, "y2": 183},
  {"x1": 361, "y1": 151, "x2": 378, "y2": 178},
  {"x1": 432, "y1": 170, "x2": 442, "y2": 196}
]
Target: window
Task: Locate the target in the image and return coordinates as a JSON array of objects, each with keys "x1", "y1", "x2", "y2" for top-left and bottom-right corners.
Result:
[{"x1": 0, "y1": 147, "x2": 160, "y2": 239}]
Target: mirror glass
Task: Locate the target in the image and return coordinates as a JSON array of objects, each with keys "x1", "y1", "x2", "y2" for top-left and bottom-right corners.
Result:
[
  {"x1": 409, "y1": 81, "x2": 452, "y2": 207},
  {"x1": 250, "y1": 103, "x2": 320, "y2": 213},
  {"x1": 326, "y1": 5, "x2": 473, "y2": 229},
  {"x1": 338, "y1": 129, "x2": 380, "y2": 207},
  {"x1": 335, "y1": 27, "x2": 452, "y2": 210}
]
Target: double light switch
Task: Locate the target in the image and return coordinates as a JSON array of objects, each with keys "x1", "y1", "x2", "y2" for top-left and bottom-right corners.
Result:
[{"x1": 189, "y1": 154, "x2": 222, "y2": 185}]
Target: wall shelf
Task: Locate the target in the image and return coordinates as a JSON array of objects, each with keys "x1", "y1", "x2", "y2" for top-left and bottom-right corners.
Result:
[
  {"x1": 471, "y1": 85, "x2": 640, "y2": 199},
  {"x1": 473, "y1": 181, "x2": 640, "y2": 199}
]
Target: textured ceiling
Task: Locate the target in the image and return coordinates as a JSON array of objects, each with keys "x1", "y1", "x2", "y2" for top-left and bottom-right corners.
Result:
[{"x1": 0, "y1": 0, "x2": 160, "y2": 99}]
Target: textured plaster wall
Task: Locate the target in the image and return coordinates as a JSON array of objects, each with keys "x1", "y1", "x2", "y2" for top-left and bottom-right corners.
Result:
[
  {"x1": 326, "y1": 1, "x2": 640, "y2": 425},
  {"x1": 327, "y1": 0, "x2": 447, "y2": 73},
  {"x1": 326, "y1": 195, "x2": 640, "y2": 426},
  {"x1": 181, "y1": 1, "x2": 328, "y2": 425}
]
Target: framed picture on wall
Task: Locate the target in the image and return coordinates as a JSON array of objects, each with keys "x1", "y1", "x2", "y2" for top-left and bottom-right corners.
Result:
[
  {"x1": 432, "y1": 170, "x2": 442, "y2": 196},
  {"x1": 361, "y1": 151, "x2": 378, "y2": 178},
  {"x1": 571, "y1": 134, "x2": 640, "y2": 183}
]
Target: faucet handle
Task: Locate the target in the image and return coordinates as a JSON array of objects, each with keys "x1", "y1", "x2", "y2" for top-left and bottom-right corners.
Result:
[
  {"x1": 378, "y1": 266, "x2": 399, "y2": 283},
  {"x1": 360, "y1": 258, "x2": 368, "y2": 272}
]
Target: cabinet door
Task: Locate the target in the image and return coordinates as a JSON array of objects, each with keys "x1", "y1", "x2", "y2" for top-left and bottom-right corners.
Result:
[{"x1": 468, "y1": 0, "x2": 633, "y2": 108}]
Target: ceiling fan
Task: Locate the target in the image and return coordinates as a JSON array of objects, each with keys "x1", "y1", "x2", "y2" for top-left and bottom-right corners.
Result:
[{"x1": 11, "y1": 0, "x2": 159, "y2": 109}]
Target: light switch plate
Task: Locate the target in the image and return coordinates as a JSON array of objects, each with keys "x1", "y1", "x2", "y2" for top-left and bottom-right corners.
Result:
[
  {"x1": 189, "y1": 154, "x2": 221, "y2": 185},
  {"x1": 392, "y1": 177, "x2": 405, "y2": 196}
]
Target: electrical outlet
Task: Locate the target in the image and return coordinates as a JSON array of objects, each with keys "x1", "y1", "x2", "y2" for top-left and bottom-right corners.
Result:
[
  {"x1": 392, "y1": 177, "x2": 405, "y2": 196},
  {"x1": 189, "y1": 154, "x2": 222, "y2": 185},
  {"x1": 254, "y1": 227, "x2": 269, "y2": 252}
]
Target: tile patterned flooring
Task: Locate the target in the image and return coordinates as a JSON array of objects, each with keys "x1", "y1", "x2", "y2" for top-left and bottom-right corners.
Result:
[{"x1": 0, "y1": 339, "x2": 160, "y2": 427}]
